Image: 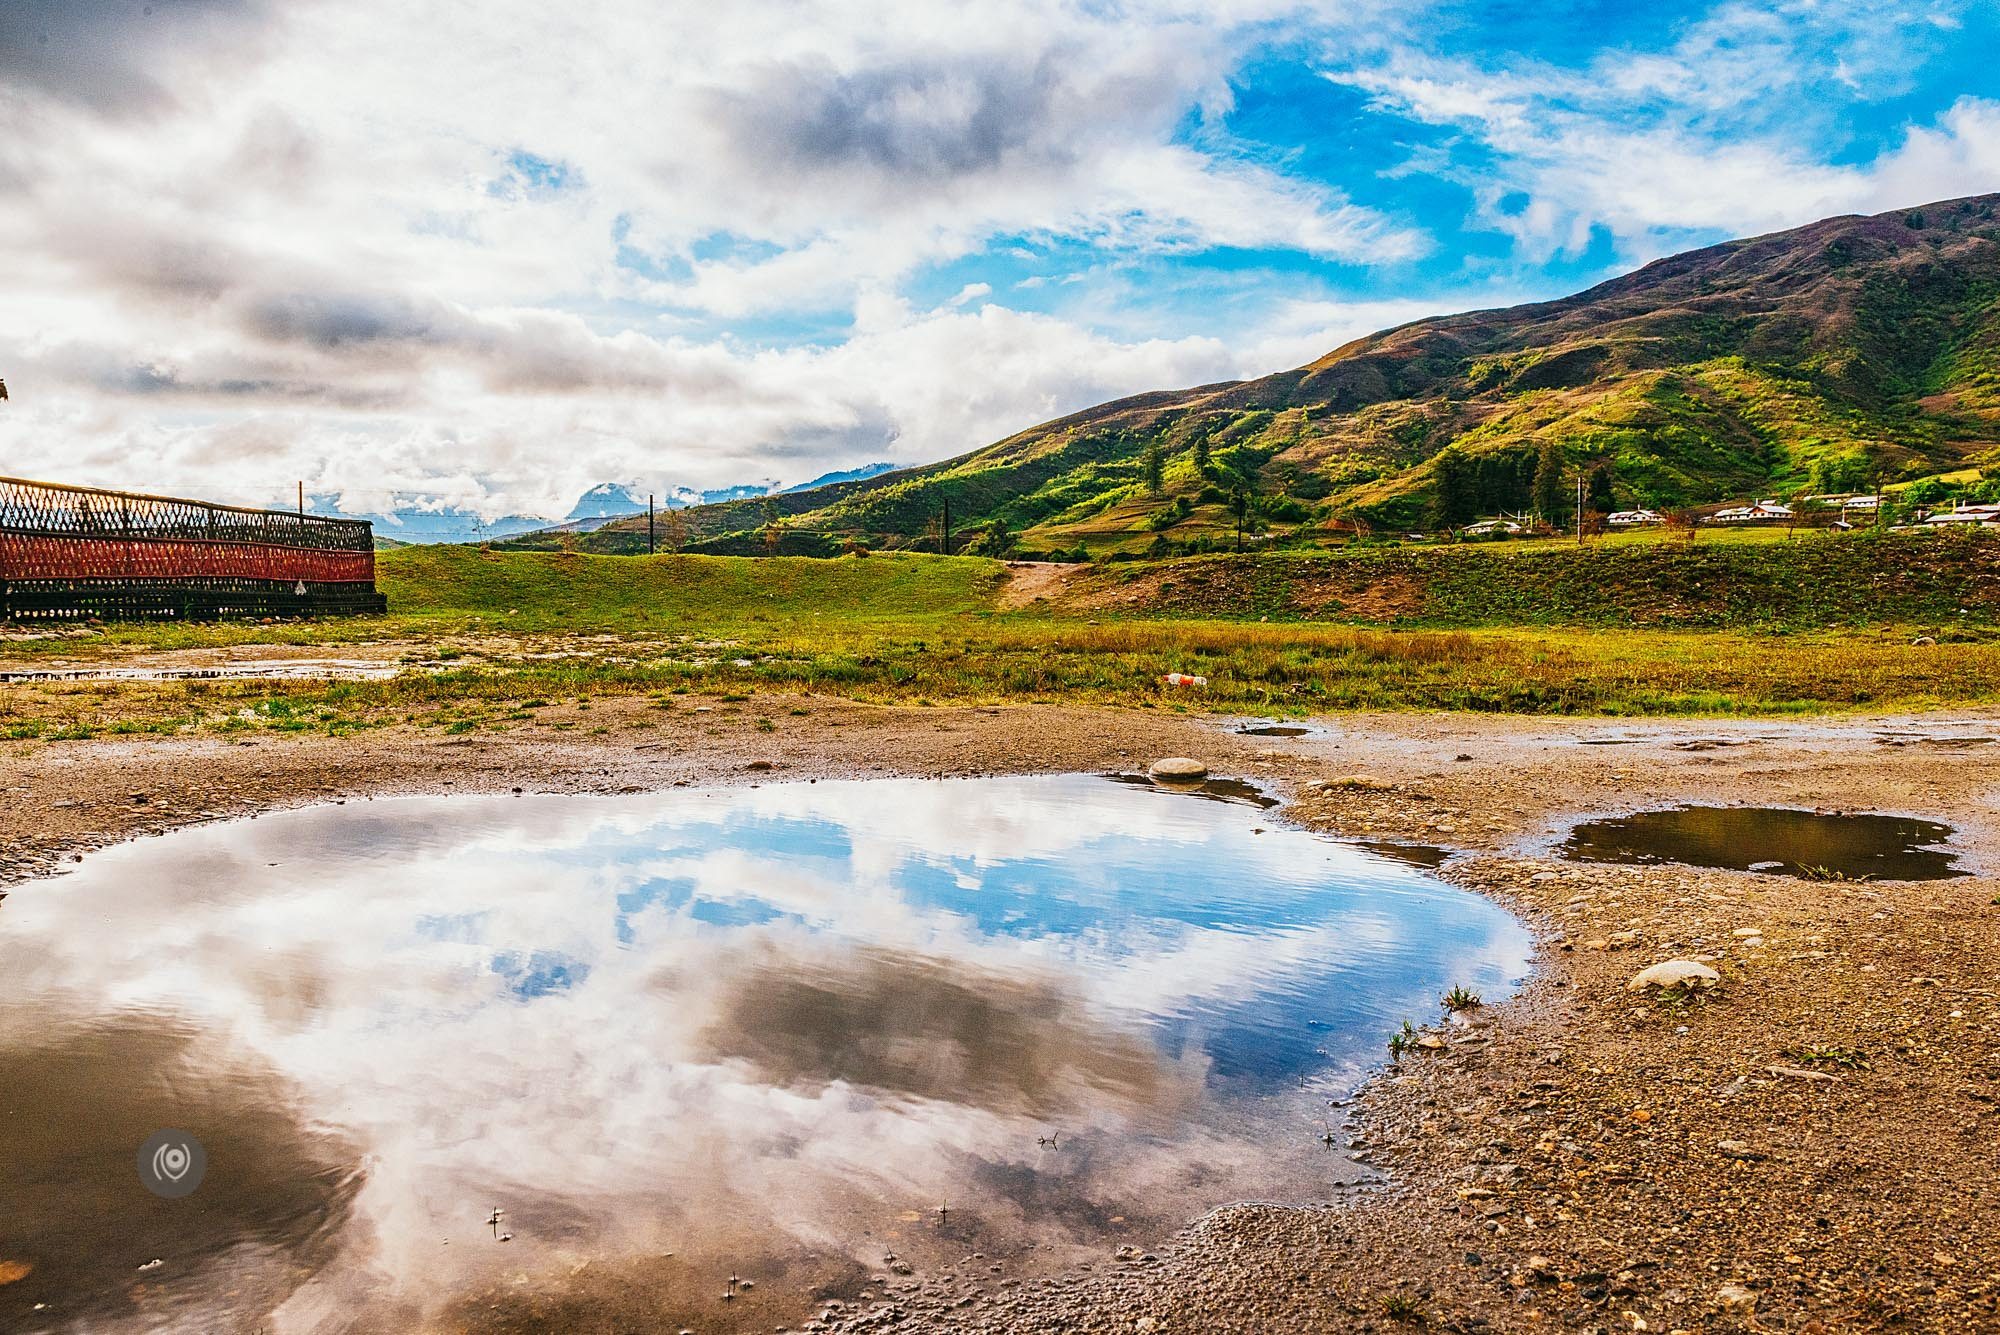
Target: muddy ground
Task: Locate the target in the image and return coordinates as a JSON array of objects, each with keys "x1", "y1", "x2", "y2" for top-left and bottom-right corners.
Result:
[{"x1": 2, "y1": 697, "x2": 1997, "y2": 1334}]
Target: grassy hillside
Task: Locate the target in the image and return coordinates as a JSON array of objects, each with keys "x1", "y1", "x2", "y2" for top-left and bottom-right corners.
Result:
[{"x1": 528, "y1": 194, "x2": 2000, "y2": 559}]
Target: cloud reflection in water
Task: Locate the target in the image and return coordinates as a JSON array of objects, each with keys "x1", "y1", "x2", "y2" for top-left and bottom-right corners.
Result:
[{"x1": 0, "y1": 774, "x2": 1530, "y2": 1331}]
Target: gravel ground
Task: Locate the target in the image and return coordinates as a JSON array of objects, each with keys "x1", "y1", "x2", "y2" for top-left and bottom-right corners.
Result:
[{"x1": 3, "y1": 698, "x2": 1996, "y2": 1334}]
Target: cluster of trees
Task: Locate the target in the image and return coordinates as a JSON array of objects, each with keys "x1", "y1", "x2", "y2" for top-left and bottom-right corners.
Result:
[{"x1": 1430, "y1": 441, "x2": 1616, "y2": 531}]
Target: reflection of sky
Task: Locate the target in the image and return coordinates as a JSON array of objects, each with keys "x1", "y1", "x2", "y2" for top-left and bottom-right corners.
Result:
[{"x1": 0, "y1": 776, "x2": 1530, "y2": 1331}]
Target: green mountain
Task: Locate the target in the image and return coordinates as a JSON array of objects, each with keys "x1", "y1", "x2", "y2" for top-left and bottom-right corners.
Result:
[{"x1": 547, "y1": 194, "x2": 2000, "y2": 557}]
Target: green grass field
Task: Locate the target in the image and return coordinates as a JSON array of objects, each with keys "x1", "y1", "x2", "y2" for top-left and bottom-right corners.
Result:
[{"x1": 3, "y1": 538, "x2": 1997, "y2": 741}]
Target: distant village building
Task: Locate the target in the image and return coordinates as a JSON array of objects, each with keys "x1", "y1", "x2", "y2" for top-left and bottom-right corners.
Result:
[
  {"x1": 1460, "y1": 518, "x2": 1525, "y2": 537},
  {"x1": 1922, "y1": 503, "x2": 2000, "y2": 528},
  {"x1": 1711, "y1": 500, "x2": 1794, "y2": 524},
  {"x1": 1606, "y1": 509, "x2": 1663, "y2": 526}
]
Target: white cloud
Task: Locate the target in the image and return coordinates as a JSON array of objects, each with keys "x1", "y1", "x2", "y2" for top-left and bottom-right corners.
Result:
[
  {"x1": 1323, "y1": 1, "x2": 2000, "y2": 262},
  {"x1": 0, "y1": 0, "x2": 1433, "y2": 516}
]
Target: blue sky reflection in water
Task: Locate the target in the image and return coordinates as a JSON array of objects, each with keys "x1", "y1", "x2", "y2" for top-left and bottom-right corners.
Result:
[{"x1": 0, "y1": 775, "x2": 1528, "y2": 1330}]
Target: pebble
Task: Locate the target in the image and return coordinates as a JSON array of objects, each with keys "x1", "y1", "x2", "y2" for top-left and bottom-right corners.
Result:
[
  {"x1": 1625, "y1": 960, "x2": 1721, "y2": 991},
  {"x1": 1147, "y1": 757, "x2": 1208, "y2": 781}
]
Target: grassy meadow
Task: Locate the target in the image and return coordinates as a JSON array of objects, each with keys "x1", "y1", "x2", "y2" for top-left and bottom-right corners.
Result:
[{"x1": 3, "y1": 535, "x2": 1998, "y2": 741}]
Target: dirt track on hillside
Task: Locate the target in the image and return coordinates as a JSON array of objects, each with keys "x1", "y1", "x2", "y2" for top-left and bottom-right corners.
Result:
[{"x1": 3, "y1": 701, "x2": 1997, "y2": 1333}]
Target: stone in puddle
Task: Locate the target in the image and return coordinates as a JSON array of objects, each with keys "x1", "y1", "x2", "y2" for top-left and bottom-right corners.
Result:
[
  {"x1": 1148, "y1": 757, "x2": 1209, "y2": 782},
  {"x1": 1626, "y1": 959, "x2": 1722, "y2": 991}
]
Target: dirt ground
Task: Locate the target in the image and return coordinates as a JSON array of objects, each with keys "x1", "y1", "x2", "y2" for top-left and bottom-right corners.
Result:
[{"x1": 3, "y1": 698, "x2": 1997, "y2": 1334}]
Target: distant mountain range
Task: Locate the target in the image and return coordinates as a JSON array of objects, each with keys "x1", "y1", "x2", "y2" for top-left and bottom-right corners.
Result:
[
  {"x1": 568, "y1": 193, "x2": 2000, "y2": 557},
  {"x1": 317, "y1": 465, "x2": 896, "y2": 544},
  {"x1": 783, "y1": 462, "x2": 895, "y2": 492}
]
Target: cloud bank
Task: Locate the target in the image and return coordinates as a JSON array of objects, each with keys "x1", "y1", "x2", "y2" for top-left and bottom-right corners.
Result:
[{"x1": 0, "y1": 0, "x2": 1992, "y2": 517}]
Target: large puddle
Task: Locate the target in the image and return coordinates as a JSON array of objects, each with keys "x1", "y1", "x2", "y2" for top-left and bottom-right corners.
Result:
[
  {"x1": 1562, "y1": 805, "x2": 1966, "y2": 880},
  {"x1": 0, "y1": 775, "x2": 1529, "y2": 1332}
]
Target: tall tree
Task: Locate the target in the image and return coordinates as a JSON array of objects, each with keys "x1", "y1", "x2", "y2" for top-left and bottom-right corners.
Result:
[
  {"x1": 1430, "y1": 448, "x2": 1476, "y2": 530},
  {"x1": 1587, "y1": 462, "x2": 1616, "y2": 514},
  {"x1": 759, "y1": 498, "x2": 783, "y2": 555},
  {"x1": 1193, "y1": 433, "x2": 1212, "y2": 476},
  {"x1": 1532, "y1": 441, "x2": 1566, "y2": 524},
  {"x1": 1143, "y1": 439, "x2": 1165, "y2": 495},
  {"x1": 1230, "y1": 486, "x2": 1254, "y2": 552}
]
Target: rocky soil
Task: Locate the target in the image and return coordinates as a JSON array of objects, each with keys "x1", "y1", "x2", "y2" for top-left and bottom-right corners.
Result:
[{"x1": 3, "y1": 701, "x2": 1997, "y2": 1333}]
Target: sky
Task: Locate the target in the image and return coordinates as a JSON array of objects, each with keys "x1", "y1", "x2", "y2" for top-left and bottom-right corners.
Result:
[{"x1": 1, "y1": 0, "x2": 1997, "y2": 520}]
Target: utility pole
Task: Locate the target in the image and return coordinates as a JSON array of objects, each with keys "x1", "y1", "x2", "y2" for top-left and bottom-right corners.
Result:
[
  {"x1": 1575, "y1": 474, "x2": 1584, "y2": 546},
  {"x1": 648, "y1": 494, "x2": 655, "y2": 555},
  {"x1": 298, "y1": 481, "x2": 304, "y2": 516},
  {"x1": 941, "y1": 497, "x2": 951, "y2": 556}
]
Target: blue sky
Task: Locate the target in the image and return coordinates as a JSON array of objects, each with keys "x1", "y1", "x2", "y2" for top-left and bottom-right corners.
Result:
[{"x1": 1, "y1": 0, "x2": 1995, "y2": 516}]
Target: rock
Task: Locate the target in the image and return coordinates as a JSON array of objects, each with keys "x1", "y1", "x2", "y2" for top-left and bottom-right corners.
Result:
[
  {"x1": 1148, "y1": 757, "x2": 1208, "y2": 782},
  {"x1": 1717, "y1": 1140, "x2": 1765, "y2": 1160},
  {"x1": 1626, "y1": 960, "x2": 1721, "y2": 991},
  {"x1": 1715, "y1": 1283, "x2": 1758, "y2": 1317},
  {"x1": 1767, "y1": 1065, "x2": 1840, "y2": 1083}
]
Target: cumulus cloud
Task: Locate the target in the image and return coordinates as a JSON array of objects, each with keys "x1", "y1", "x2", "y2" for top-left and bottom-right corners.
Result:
[
  {"x1": 0, "y1": 0, "x2": 277, "y2": 115},
  {"x1": 0, "y1": 0, "x2": 1437, "y2": 515},
  {"x1": 0, "y1": 0, "x2": 1988, "y2": 518},
  {"x1": 1322, "y1": 0, "x2": 2000, "y2": 261}
]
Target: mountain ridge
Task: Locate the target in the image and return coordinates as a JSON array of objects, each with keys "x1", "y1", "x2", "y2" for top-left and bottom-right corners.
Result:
[{"x1": 549, "y1": 193, "x2": 2000, "y2": 557}]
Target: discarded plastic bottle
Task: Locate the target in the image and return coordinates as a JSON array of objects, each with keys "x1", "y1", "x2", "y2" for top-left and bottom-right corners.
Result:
[{"x1": 1161, "y1": 672, "x2": 1207, "y2": 687}]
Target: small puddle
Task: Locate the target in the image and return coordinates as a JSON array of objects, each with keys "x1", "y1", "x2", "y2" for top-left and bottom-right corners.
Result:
[
  {"x1": 1235, "y1": 720, "x2": 1317, "y2": 738},
  {"x1": 0, "y1": 774, "x2": 1527, "y2": 1332},
  {"x1": 0, "y1": 658, "x2": 404, "y2": 683},
  {"x1": 1562, "y1": 805, "x2": 1966, "y2": 880},
  {"x1": 1875, "y1": 732, "x2": 1996, "y2": 749}
]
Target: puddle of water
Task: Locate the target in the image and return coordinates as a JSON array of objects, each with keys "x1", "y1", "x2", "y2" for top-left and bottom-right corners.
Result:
[
  {"x1": 0, "y1": 775, "x2": 1526, "y2": 1333},
  {"x1": 1235, "y1": 721, "x2": 1316, "y2": 738},
  {"x1": 1562, "y1": 805, "x2": 1965, "y2": 880},
  {"x1": 0, "y1": 659, "x2": 402, "y2": 683},
  {"x1": 1875, "y1": 733, "x2": 1996, "y2": 749}
]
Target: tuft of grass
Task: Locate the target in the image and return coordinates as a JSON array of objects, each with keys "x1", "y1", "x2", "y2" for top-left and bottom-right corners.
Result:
[
  {"x1": 1794, "y1": 863, "x2": 1872, "y2": 882},
  {"x1": 1381, "y1": 1292, "x2": 1425, "y2": 1323},
  {"x1": 1441, "y1": 985, "x2": 1482, "y2": 1012},
  {"x1": 1785, "y1": 1045, "x2": 1869, "y2": 1069}
]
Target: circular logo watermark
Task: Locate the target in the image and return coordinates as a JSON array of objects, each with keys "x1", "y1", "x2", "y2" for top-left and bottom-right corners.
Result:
[{"x1": 136, "y1": 1129, "x2": 206, "y2": 1199}]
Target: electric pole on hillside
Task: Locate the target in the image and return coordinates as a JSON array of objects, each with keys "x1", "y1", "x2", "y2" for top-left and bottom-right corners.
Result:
[
  {"x1": 1575, "y1": 474, "x2": 1584, "y2": 546},
  {"x1": 941, "y1": 498, "x2": 952, "y2": 556},
  {"x1": 648, "y1": 494, "x2": 656, "y2": 555}
]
